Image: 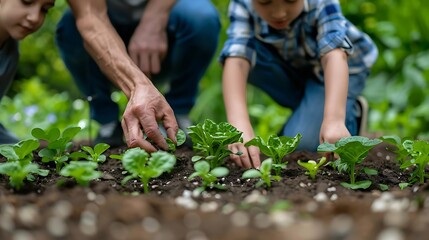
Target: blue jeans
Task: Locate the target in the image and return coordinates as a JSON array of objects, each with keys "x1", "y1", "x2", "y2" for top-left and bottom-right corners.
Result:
[
  {"x1": 248, "y1": 39, "x2": 369, "y2": 151},
  {"x1": 55, "y1": 0, "x2": 220, "y2": 124}
]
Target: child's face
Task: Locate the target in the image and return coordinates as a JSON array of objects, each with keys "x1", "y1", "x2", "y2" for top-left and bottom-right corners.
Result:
[
  {"x1": 0, "y1": 0, "x2": 55, "y2": 40},
  {"x1": 252, "y1": 0, "x2": 304, "y2": 30}
]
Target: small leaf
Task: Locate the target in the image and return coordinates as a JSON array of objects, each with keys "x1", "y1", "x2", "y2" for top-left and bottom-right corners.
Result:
[{"x1": 242, "y1": 169, "x2": 261, "y2": 179}]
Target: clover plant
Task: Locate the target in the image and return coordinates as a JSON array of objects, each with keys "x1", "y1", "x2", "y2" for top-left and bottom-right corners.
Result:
[
  {"x1": 0, "y1": 139, "x2": 40, "y2": 164},
  {"x1": 70, "y1": 143, "x2": 110, "y2": 163},
  {"x1": 188, "y1": 119, "x2": 242, "y2": 169},
  {"x1": 189, "y1": 160, "x2": 229, "y2": 192},
  {"x1": 242, "y1": 158, "x2": 280, "y2": 188},
  {"x1": 59, "y1": 161, "x2": 102, "y2": 187},
  {"x1": 245, "y1": 134, "x2": 302, "y2": 176},
  {"x1": 31, "y1": 126, "x2": 81, "y2": 172},
  {"x1": 318, "y1": 136, "x2": 382, "y2": 189},
  {"x1": 297, "y1": 156, "x2": 327, "y2": 180},
  {"x1": 120, "y1": 148, "x2": 176, "y2": 193},
  {"x1": 401, "y1": 140, "x2": 429, "y2": 184}
]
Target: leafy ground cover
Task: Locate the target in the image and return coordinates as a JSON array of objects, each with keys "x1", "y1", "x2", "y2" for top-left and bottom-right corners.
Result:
[{"x1": 1, "y1": 141, "x2": 429, "y2": 240}]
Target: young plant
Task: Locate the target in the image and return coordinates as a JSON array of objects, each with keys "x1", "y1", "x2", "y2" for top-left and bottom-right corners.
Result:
[
  {"x1": 245, "y1": 133, "x2": 302, "y2": 176},
  {"x1": 166, "y1": 129, "x2": 187, "y2": 151},
  {"x1": 242, "y1": 158, "x2": 281, "y2": 188},
  {"x1": 318, "y1": 136, "x2": 382, "y2": 189},
  {"x1": 379, "y1": 135, "x2": 411, "y2": 165},
  {"x1": 120, "y1": 148, "x2": 176, "y2": 193},
  {"x1": 188, "y1": 160, "x2": 229, "y2": 192},
  {"x1": 0, "y1": 139, "x2": 49, "y2": 190},
  {"x1": 401, "y1": 140, "x2": 429, "y2": 184},
  {"x1": 59, "y1": 161, "x2": 102, "y2": 187},
  {"x1": 188, "y1": 119, "x2": 243, "y2": 169},
  {"x1": 70, "y1": 143, "x2": 110, "y2": 163},
  {"x1": 297, "y1": 157, "x2": 327, "y2": 180},
  {"x1": 31, "y1": 126, "x2": 81, "y2": 172}
]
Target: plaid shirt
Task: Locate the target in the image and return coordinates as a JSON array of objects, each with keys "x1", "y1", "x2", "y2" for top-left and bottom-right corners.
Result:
[{"x1": 219, "y1": 0, "x2": 378, "y2": 79}]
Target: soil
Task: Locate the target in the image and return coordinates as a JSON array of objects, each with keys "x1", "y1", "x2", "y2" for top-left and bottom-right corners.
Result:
[{"x1": 1, "y1": 142, "x2": 429, "y2": 240}]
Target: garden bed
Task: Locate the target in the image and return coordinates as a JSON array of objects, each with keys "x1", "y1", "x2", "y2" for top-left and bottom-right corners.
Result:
[{"x1": 1, "y1": 143, "x2": 429, "y2": 240}]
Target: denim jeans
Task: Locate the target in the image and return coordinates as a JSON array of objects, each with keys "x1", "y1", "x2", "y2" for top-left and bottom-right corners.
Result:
[
  {"x1": 55, "y1": 0, "x2": 220, "y2": 124},
  {"x1": 247, "y1": 39, "x2": 369, "y2": 151}
]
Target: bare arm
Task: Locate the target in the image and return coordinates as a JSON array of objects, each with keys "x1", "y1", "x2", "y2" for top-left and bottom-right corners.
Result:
[
  {"x1": 320, "y1": 49, "x2": 350, "y2": 144},
  {"x1": 223, "y1": 57, "x2": 261, "y2": 168},
  {"x1": 66, "y1": 0, "x2": 178, "y2": 151},
  {"x1": 128, "y1": 0, "x2": 176, "y2": 74}
]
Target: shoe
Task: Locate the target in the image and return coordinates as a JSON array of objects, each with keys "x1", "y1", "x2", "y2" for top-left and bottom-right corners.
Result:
[
  {"x1": 0, "y1": 123, "x2": 20, "y2": 145},
  {"x1": 356, "y1": 96, "x2": 368, "y2": 136},
  {"x1": 94, "y1": 121, "x2": 125, "y2": 147}
]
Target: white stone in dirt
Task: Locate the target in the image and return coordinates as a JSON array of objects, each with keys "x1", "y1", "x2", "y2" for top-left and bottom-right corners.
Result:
[
  {"x1": 87, "y1": 191, "x2": 97, "y2": 201},
  {"x1": 305, "y1": 201, "x2": 318, "y2": 212},
  {"x1": 330, "y1": 194, "x2": 338, "y2": 201},
  {"x1": 186, "y1": 230, "x2": 208, "y2": 240},
  {"x1": 313, "y1": 192, "x2": 328, "y2": 202},
  {"x1": 222, "y1": 204, "x2": 235, "y2": 215},
  {"x1": 327, "y1": 187, "x2": 336, "y2": 192},
  {"x1": 142, "y1": 217, "x2": 161, "y2": 233},
  {"x1": 299, "y1": 182, "x2": 306, "y2": 188},
  {"x1": 46, "y1": 216, "x2": 68, "y2": 237},
  {"x1": 17, "y1": 205, "x2": 39, "y2": 227},
  {"x1": 51, "y1": 200, "x2": 73, "y2": 219},
  {"x1": 269, "y1": 211, "x2": 296, "y2": 228},
  {"x1": 244, "y1": 190, "x2": 267, "y2": 205},
  {"x1": 200, "y1": 201, "x2": 218, "y2": 212},
  {"x1": 383, "y1": 211, "x2": 408, "y2": 228},
  {"x1": 329, "y1": 214, "x2": 354, "y2": 238},
  {"x1": 230, "y1": 211, "x2": 250, "y2": 227},
  {"x1": 0, "y1": 204, "x2": 15, "y2": 232},
  {"x1": 79, "y1": 210, "x2": 98, "y2": 236},
  {"x1": 377, "y1": 228, "x2": 405, "y2": 240},
  {"x1": 12, "y1": 230, "x2": 34, "y2": 240},
  {"x1": 175, "y1": 196, "x2": 198, "y2": 210}
]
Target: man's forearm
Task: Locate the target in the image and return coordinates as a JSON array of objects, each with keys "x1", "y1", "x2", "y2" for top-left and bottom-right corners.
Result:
[
  {"x1": 142, "y1": 0, "x2": 176, "y2": 25},
  {"x1": 68, "y1": 0, "x2": 153, "y2": 98}
]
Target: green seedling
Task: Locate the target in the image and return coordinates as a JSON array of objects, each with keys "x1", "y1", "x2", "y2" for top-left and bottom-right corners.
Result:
[
  {"x1": 59, "y1": 161, "x2": 101, "y2": 187},
  {"x1": 0, "y1": 139, "x2": 40, "y2": 164},
  {"x1": 166, "y1": 129, "x2": 187, "y2": 151},
  {"x1": 0, "y1": 139, "x2": 49, "y2": 190},
  {"x1": 0, "y1": 162, "x2": 49, "y2": 190},
  {"x1": 242, "y1": 158, "x2": 281, "y2": 188},
  {"x1": 318, "y1": 136, "x2": 382, "y2": 190},
  {"x1": 245, "y1": 134, "x2": 302, "y2": 176},
  {"x1": 31, "y1": 126, "x2": 81, "y2": 172},
  {"x1": 189, "y1": 160, "x2": 229, "y2": 192},
  {"x1": 188, "y1": 119, "x2": 242, "y2": 169},
  {"x1": 379, "y1": 135, "x2": 412, "y2": 165},
  {"x1": 120, "y1": 148, "x2": 176, "y2": 193},
  {"x1": 70, "y1": 143, "x2": 110, "y2": 163},
  {"x1": 297, "y1": 156, "x2": 327, "y2": 180},
  {"x1": 401, "y1": 140, "x2": 429, "y2": 184}
]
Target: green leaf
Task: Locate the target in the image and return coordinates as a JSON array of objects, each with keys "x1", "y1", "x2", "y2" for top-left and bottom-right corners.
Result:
[
  {"x1": 341, "y1": 180, "x2": 372, "y2": 189},
  {"x1": 194, "y1": 160, "x2": 210, "y2": 174},
  {"x1": 242, "y1": 169, "x2": 262, "y2": 178},
  {"x1": 210, "y1": 167, "x2": 229, "y2": 177}
]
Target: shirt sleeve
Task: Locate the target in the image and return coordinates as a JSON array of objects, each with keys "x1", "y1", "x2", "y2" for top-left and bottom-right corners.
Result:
[
  {"x1": 218, "y1": 0, "x2": 256, "y2": 66},
  {"x1": 316, "y1": 0, "x2": 354, "y2": 57}
]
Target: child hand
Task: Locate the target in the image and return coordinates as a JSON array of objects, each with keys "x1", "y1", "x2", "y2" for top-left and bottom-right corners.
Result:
[{"x1": 228, "y1": 143, "x2": 261, "y2": 169}]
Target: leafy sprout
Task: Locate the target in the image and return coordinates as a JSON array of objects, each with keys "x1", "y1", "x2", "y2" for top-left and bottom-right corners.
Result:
[
  {"x1": 59, "y1": 161, "x2": 101, "y2": 187},
  {"x1": 297, "y1": 157, "x2": 327, "y2": 180},
  {"x1": 70, "y1": 143, "x2": 110, "y2": 163},
  {"x1": 242, "y1": 158, "x2": 281, "y2": 188},
  {"x1": 188, "y1": 160, "x2": 229, "y2": 192}
]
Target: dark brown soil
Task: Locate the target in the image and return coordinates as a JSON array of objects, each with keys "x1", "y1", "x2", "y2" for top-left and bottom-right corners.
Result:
[{"x1": 1, "y1": 143, "x2": 429, "y2": 240}]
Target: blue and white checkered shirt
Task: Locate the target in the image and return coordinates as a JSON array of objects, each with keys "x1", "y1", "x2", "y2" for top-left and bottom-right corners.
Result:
[{"x1": 219, "y1": 0, "x2": 378, "y2": 79}]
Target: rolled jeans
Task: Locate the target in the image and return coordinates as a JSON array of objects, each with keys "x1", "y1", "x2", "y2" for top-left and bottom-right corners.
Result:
[
  {"x1": 247, "y1": 39, "x2": 369, "y2": 151},
  {"x1": 55, "y1": 0, "x2": 220, "y2": 124}
]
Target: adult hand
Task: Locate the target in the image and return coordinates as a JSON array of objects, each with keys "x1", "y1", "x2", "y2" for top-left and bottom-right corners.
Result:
[
  {"x1": 228, "y1": 142, "x2": 261, "y2": 169},
  {"x1": 121, "y1": 84, "x2": 178, "y2": 152},
  {"x1": 128, "y1": 17, "x2": 168, "y2": 75}
]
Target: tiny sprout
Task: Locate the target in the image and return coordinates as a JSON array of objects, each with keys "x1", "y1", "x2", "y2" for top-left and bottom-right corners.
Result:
[{"x1": 297, "y1": 157, "x2": 327, "y2": 180}]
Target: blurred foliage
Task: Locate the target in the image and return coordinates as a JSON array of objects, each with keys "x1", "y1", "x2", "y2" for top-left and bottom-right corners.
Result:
[{"x1": 2, "y1": 0, "x2": 429, "y2": 141}]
